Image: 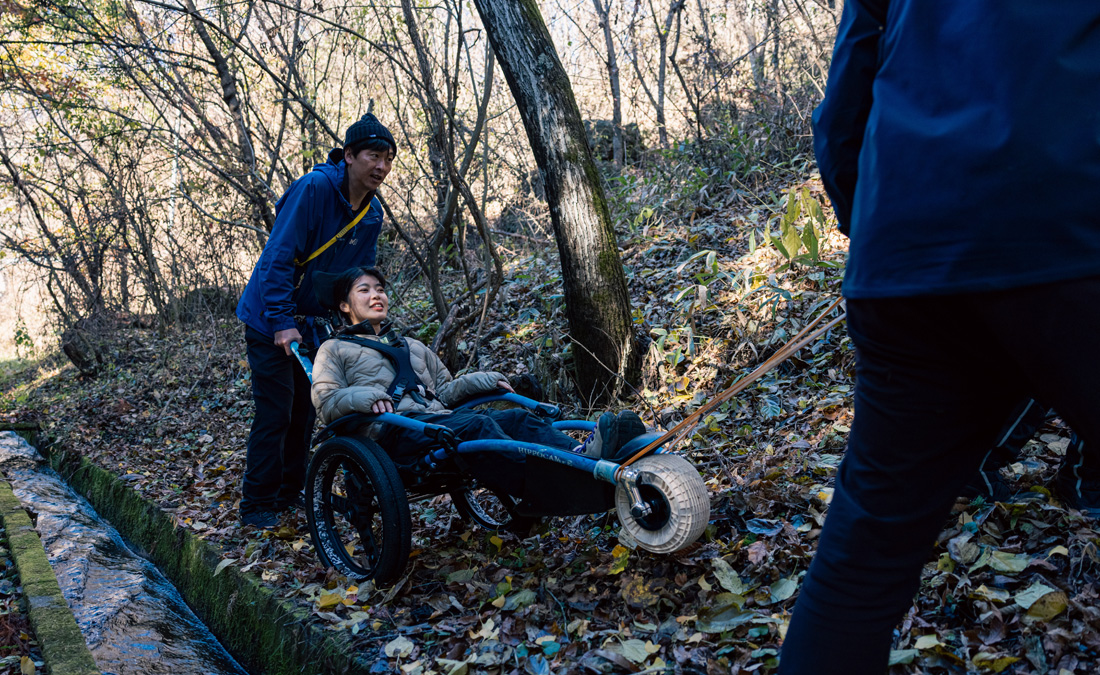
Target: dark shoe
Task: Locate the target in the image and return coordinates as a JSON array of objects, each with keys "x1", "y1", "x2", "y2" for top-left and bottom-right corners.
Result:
[
  {"x1": 962, "y1": 464, "x2": 1046, "y2": 505},
  {"x1": 613, "y1": 411, "x2": 647, "y2": 458},
  {"x1": 241, "y1": 510, "x2": 279, "y2": 529},
  {"x1": 576, "y1": 412, "x2": 618, "y2": 459},
  {"x1": 275, "y1": 492, "x2": 305, "y2": 513},
  {"x1": 961, "y1": 466, "x2": 1015, "y2": 503},
  {"x1": 1055, "y1": 435, "x2": 1100, "y2": 517}
]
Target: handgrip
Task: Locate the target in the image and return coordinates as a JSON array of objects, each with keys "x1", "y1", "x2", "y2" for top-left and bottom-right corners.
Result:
[{"x1": 289, "y1": 341, "x2": 313, "y2": 382}]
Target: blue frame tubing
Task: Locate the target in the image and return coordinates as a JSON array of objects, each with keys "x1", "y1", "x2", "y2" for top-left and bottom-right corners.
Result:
[
  {"x1": 312, "y1": 407, "x2": 635, "y2": 486},
  {"x1": 454, "y1": 392, "x2": 562, "y2": 421},
  {"x1": 290, "y1": 342, "x2": 669, "y2": 489}
]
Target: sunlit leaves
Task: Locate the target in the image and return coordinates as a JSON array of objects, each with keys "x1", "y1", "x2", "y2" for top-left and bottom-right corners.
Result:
[
  {"x1": 608, "y1": 544, "x2": 630, "y2": 574},
  {"x1": 768, "y1": 188, "x2": 830, "y2": 272}
]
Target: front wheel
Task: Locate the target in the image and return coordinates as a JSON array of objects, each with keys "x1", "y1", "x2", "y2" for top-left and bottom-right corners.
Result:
[
  {"x1": 306, "y1": 436, "x2": 411, "y2": 585},
  {"x1": 615, "y1": 454, "x2": 710, "y2": 554}
]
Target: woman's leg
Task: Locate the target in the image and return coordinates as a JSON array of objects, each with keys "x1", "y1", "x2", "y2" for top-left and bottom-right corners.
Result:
[
  {"x1": 482, "y1": 409, "x2": 578, "y2": 451},
  {"x1": 379, "y1": 411, "x2": 526, "y2": 497}
]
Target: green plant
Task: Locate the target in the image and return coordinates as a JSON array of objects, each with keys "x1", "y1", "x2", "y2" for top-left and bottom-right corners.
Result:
[
  {"x1": 13, "y1": 320, "x2": 35, "y2": 359},
  {"x1": 768, "y1": 188, "x2": 832, "y2": 270},
  {"x1": 649, "y1": 326, "x2": 695, "y2": 375},
  {"x1": 671, "y1": 249, "x2": 726, "y2": 324}
]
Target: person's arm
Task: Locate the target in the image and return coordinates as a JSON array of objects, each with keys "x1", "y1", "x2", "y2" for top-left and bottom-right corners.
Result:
[
  {"x1": 312, "y1": 343, "x2": 394, "y2": 422},
  {"x1": 256, "y1": 179, "x2": 316, "y2": 352},
  {"x1": 415, "y1": 341, "x2": 507, "y2": 406},
  {"x1": 812, "y1": 0, "x2": 890, "y2": 234}
]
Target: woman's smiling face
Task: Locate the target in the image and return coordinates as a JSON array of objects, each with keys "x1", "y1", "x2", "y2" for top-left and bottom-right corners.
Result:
[{"x1": 340, "y1": 273, "x2": 389, "y2": 327}]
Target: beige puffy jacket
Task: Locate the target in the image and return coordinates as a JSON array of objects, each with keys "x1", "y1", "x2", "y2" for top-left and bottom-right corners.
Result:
[{"x1": 311, "y1": 328, "x2": 505, "y2": 427}]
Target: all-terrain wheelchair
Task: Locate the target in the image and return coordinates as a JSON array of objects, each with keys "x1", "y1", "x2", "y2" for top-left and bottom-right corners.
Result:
[{"x1": 294, "y1": 349, "x2": 710, "y2": 585}]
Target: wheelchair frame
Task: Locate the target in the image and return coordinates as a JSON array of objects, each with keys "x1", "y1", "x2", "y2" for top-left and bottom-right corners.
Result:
[{"x1": 292, "y1": 344, "x2": 710, "y2": 585}]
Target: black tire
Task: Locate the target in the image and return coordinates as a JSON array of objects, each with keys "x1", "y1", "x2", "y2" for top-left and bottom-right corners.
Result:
[
  {"x1": 306, "y1": 436, "x2": 411, "y2": 585},
  {"x1": 451, "y1": 481, "x2": 540, "y2": 535}
]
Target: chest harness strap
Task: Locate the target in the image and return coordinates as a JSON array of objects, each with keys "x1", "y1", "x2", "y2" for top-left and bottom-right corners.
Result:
[{"x1": 337, "y1": 334, "x2": 432, "y2": 406}]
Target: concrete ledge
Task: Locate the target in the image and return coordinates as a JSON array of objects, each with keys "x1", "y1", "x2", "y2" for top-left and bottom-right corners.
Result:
[
  {"x1": 0, "y1": 479, "x2": 100, "y2": 675},
  {"x1": 42, "y1": 445, "x2": 371, "y2": 675}
]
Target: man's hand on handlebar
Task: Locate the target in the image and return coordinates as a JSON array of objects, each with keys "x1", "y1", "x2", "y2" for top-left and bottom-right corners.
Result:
[
  {"x1": 371, "y1": 399, "x2": 395, "y2": 414},
  {"x1": 274, "y1": 328, "x2": 303, "y2": 356}
]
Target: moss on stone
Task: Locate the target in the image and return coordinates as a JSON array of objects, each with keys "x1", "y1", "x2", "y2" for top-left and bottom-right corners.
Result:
[{"x1": 0, "y1": 480, "x2": 100, "y2": 675}]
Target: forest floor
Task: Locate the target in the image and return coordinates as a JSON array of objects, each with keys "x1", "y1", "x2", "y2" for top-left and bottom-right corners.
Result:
[{"x1": 0, "y1": 166, "x2": 1097, "y2": 674}]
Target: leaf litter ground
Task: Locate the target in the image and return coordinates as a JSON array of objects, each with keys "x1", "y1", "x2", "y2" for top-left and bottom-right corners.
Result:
[{"x1": 2, "y1": 181, "x2": 1098, "y2": 674}]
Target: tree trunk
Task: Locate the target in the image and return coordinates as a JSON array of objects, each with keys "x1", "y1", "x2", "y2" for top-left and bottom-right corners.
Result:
[
  {"x1": 651, "y1": 0, "x2": 685, "y2": 148},
  {"x1": 591, "y1": 0, "x2": 623, "y2": 167},
  {"x1": 470, "y1": 0, "x2": 641, "y2": 405}
]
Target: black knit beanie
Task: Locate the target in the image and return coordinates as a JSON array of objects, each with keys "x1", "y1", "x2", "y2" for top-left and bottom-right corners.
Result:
[{"x1": 344, "y1": 113, "x2": 396, "y2": 155}]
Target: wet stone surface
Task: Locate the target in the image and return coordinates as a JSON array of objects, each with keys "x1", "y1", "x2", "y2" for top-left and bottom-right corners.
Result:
[{"x1": 0, "y1": 432, "x2": 249, "y2": 675}]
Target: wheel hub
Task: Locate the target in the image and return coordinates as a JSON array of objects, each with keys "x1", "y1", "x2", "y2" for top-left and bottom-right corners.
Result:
[{"x1": 633, "y1": 483, "x2": 671, "y2": 530}]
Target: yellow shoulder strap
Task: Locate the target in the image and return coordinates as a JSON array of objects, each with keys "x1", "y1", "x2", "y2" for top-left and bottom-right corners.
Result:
[{"x1": 294, "y1": 201, "x2": 372, "y2": 268}]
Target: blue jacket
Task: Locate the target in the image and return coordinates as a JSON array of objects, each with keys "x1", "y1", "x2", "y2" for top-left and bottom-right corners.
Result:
[
  {"x1": 237, "y1": 150, "x2": 384, "y2": 337},
  {"x1": 814, "y1": 0, "x2": 1100, "y2": 298}
]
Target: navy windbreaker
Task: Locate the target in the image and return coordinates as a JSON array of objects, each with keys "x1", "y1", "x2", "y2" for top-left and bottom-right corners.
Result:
[
  {"x1": 814, "y1": 0, "x2": 1100, "y2": 299},
  {"x1": 236, "y1": 150, "x2": 384, "y2": 338}
]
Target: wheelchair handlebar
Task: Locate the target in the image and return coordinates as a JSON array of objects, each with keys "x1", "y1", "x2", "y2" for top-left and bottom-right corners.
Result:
[
  {"x1": 289, "y1": 341, "x2": 313, "y2": 382},
  {"x1": 371, "y1": 413, "x2": 456, "y2": 446}
]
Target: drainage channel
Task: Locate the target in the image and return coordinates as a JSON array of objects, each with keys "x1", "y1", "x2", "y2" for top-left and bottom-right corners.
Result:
[{"x1": 0, "y1": 432, "x2": 250, "y2": 675}]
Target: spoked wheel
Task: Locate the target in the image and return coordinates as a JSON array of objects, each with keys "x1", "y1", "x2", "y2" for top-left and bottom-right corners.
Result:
[
  {"x1": 306, "y1": 436, "x2": 411, "y2": 585},
  {"x1": 451, "y1": 481, "x2": 539, "y2": 535},
  {"x1": 615, "y1": 454, "x2": 710, "y2": 554}
]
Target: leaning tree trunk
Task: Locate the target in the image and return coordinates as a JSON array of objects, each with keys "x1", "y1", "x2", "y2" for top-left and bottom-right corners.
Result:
[{"x1": 471, "y1": 0, "x2": 642, "y2": 405}]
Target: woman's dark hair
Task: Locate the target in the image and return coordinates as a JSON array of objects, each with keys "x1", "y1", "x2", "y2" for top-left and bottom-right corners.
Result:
[{"x1": 332, "y1": 266, "x2": 386, "y2": 319}]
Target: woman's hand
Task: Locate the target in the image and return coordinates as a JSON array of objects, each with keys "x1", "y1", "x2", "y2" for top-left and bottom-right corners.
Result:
[
  {"x1": 496, "y1": 380, "x2": 515, "y2": 393},
  {"x1": 371, "y1": 399, "x2": 395, "y2": 413}
]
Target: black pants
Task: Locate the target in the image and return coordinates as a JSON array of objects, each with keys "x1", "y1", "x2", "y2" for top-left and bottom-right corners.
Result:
[
  {"x1": 380, "y1": 409, "x2": 577, "y2": 498},
  {"x1": 241, "y1": 326, "x2": 315, "y2": 516},
  {"x1": 779, "y1": 277, "x2": 1100, "y2": 674}
]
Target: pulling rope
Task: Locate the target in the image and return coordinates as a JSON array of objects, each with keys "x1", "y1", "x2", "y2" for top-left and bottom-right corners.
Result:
[{"x1": 617, "y1": 297, "x2": 846, "y2": 474}]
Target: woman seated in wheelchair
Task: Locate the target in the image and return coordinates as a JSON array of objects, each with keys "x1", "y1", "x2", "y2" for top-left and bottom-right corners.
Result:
[{"x1": 309, "y1": 266, "x2": 646, "y2": 498}]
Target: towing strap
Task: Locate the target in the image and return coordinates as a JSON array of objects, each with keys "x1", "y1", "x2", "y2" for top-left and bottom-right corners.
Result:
[{"x1": 617, "y1": 297, "x2": 846, "y2": 476}]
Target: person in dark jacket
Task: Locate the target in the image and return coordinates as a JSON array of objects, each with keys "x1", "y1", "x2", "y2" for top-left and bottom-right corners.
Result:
[
  {"x1": 235, "y1": 113, "x2": 396, "y2": 529},
  {"x1": 778, "y1": 2, "x2": 1100, "y2": 673}
]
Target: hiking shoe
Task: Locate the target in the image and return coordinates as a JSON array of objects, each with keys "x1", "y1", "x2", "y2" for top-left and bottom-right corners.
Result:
[
  {"x1": 961, "y1": 466, "x2": 1015, "y2": 503},
  {"x1": 275, "y1": 492, "x2": 305, "y2": 513},
  {"x1": 1055, "y1": 434, "x2": 1100, "y2": 517},
  {"x1": 576, "y1": 412, "x2": 618, "y2": 459},
  {"x1": 613, "y1": 411, "x2": 647, "y2": 459},
  {"x1": 241, "y1": 510, "x2": 279, "y2": 529}
]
